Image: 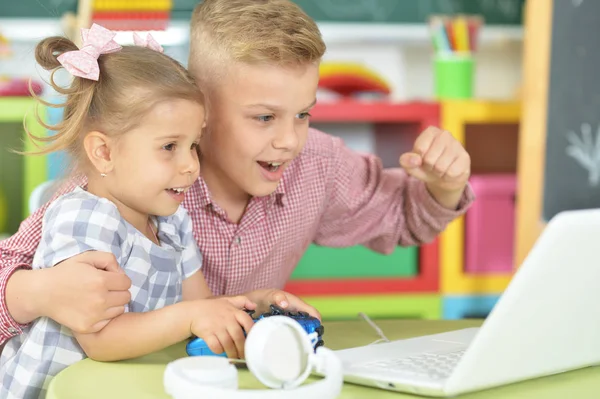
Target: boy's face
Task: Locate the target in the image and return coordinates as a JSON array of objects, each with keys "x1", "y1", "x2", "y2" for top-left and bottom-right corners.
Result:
[{"x1": 199, "y1": 61, "x2": 319, "y2": 200}]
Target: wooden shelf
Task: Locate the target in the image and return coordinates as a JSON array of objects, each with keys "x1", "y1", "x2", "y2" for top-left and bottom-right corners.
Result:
[
  {"x1": 285, "y1": 239, "x2": 439, "y2": 296},
  {"x1": 310, "y1": 100, "x2": 439, "y2": 124},
  {"x1": 439, "y1": 100, "x2": 521, "y2": 294}
]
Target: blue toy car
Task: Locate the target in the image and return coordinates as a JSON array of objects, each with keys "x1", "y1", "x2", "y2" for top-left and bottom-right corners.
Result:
[{"x1": 186, "y1": 305, "x2": 325, "y2": 357}]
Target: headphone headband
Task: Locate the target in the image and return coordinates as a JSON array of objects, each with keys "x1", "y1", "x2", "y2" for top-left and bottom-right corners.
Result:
[{"x1": 164, "y1": 316, "x2": 343, "y2": 399}]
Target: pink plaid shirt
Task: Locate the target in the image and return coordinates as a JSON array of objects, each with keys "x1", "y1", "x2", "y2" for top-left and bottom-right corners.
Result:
[{"x1": 0, "y1": 128, "x2": 474, "y2": 344}]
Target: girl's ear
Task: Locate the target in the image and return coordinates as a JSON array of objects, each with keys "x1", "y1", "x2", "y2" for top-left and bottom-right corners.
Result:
[{"x1": 83, "y1": 131, "x2": 114, "y2": 176}]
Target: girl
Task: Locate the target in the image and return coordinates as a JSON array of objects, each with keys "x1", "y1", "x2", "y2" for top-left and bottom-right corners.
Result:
[{"x1": 0, "y1": 24, "x2": 258, "y2": 398}]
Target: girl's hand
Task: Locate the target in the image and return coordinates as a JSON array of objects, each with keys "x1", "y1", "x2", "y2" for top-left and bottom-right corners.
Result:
[
  {"x1": 189, "y1": 295, "x2": 256, "y2": 359},
  {"x1": 245, "y1": 289, "x2": 321, "y2": 320}
]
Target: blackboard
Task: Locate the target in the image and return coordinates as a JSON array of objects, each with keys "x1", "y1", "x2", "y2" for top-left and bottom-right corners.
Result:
[
  {"x1": 289, "y1": 0, "x2": 524, "y2": 25},
  {"x1": 0, "y1": 0, "x2": 77, "y2": 18},
  {"x1": 1, "y1": 0, "x2": 524, "y2": 25},
  {"x1": 542, "y1": 0, "x2": 600, "y2": 221}
]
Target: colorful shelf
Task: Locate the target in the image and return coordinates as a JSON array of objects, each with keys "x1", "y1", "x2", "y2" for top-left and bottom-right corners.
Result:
[
  {"x1": 290, "y1": 99, "x2": 521, "y2": 320},
  {"x1": 310, "y1": 100, "x2": 439, "y2": 124},
  {"x1": 285, "y1": 240, "x2": 438, "y2": 296},
  {"x1": 0, "y1": 97, "x2": 47, "y2": 233},
  {"x1": 440, "y1": 100, "x2": 520, "y2": 294},
  {"x1": 303, "y1": 294, "x2": 442, "y2": 320}
]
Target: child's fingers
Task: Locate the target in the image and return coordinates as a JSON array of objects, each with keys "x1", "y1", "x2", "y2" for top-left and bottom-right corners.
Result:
[
  {"x1": 412, "y1": 126, "x2": 439, "y2": 156},
  {"x1": 421, "y1": 134, "x2": 448, "y2": 172},
  {"x1": 89, "y1": 319, "x2": 111, "y2": 333},
  {"x1": 236, "y1": 311, "x2": 255, "y2": 335},
  {"x1": 227, "y1": 323, "x2": 247, "y2": 359},
  {"x1": 444, "y1": 152, "x2": 471, "y2": 181},
  {"x1": 225, "y1": 295, "x2": 256, "y2": 310},
  {"x1": 204, "y1": 334, "x2": 224, "y2": 355},
  {"x1": 289, "y1": 297, "x2": 321, "y2": 320},
  {"x1": 303, "y1": 303, "x2": 322, "y2": 321},
  {"x1": 431, "y1": 152, "x2": 457, "y2": 178},
  {"x1": 243, "y1": 297, "x2": 257, "y2": 310},
  {"x1": 273, "y1": 291, "x2": 289, "y2": 308},
  {"x1": 399, "y1": 152, "x2": 422, "y2": 169},
  {"x1": 216, "y1": 330, "x2": 238, "y2": 359},
  {"x1": 102, "y1": 304, "x2": 127, "y2": 321},
  {"x1": 78, "y1": 251, "x2": 123, "y2": 274}
]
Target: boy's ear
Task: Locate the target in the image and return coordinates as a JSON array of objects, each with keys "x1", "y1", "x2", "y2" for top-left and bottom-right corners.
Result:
[{"x1": 83, "y1": 131, "x2": 114, "y2": 176}]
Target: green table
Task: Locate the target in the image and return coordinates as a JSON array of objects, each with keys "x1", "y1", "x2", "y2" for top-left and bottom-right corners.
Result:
[{"x1": 47, "y1": 319, "x2": 600, "y2": 398}]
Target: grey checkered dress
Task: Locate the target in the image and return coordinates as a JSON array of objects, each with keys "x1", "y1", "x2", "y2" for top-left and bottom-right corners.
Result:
[{"x1": 0, "y1": 187, "x2": 202, "y2": 398}]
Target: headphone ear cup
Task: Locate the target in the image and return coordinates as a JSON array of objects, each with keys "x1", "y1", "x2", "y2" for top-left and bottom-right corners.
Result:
[
  {"x1": 164, "y1": 356, "x2": 239, "y2": 398},
  {"x1": 245, "y1": 316, "x2": 314, "y2": 389}
]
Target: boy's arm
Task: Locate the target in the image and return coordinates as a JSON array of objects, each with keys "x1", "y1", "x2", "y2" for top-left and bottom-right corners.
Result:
[
  {"x1": 0, "y1": 205, "x2": 45, "y2": 342},
  {"x1": 314, "y1": 130, "x2": 474, "y2": 254},
  {"x1": 0, "y1": 177, "x2": 129, "y2": 346}
]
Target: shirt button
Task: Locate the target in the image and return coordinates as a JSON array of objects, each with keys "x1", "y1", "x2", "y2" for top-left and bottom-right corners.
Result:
[
  {"x1": 7, "y1": 327, "x2": 19, "y2": 334},
  {"x1": 235, "y1": 236, "x2": 242, "y2": 245}
]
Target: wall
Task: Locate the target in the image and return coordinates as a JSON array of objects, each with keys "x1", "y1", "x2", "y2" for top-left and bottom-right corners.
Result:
[{"x1": 0, "y1": 19, "x2": 523, "y2": 158}]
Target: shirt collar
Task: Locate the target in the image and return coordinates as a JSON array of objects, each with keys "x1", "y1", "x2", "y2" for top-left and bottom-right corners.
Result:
[
  {"x1": 182, "y1": 178, "x2": 209, "y2": 210},
  {"x1": 271, "y1": 176, "x2": 286, "y2": 206},
  {"x1": 187, "y1": 175, "x2": 287, "y2": 210}
]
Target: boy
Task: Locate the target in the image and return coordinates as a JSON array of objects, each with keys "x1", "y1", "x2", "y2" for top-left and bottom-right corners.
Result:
[{"x1": 0, "y1": 0, "x2": 473, "y2": 346}]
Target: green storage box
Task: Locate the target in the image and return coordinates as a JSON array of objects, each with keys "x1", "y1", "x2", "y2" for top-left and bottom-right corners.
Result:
[{"x1": 291, "y1": 244, "x2": 418, "y2": 279}]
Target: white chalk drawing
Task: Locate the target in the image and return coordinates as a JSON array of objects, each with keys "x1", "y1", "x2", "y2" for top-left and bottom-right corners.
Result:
[
  {"x1": 312, "y1": 0, "x2": 398, "y2": 21},
  {"x1": 566, "y1": 123, "x2": 600, "y2": 187}
]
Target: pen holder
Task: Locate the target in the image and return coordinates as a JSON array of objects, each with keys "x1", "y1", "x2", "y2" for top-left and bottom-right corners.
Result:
[{"x1": 434, "y1": 54, "x2": 474, "y2": 99}]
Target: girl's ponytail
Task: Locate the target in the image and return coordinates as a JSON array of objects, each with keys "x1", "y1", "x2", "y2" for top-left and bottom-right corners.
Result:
[{"x1": 24, "y1": 37, "x2": 96, "y2": 161}]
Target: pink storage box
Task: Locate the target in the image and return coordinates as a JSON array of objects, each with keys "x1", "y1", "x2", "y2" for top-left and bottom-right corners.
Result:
[{"x1": 465, "y1": 174, "x2": 517, "y2": 274}]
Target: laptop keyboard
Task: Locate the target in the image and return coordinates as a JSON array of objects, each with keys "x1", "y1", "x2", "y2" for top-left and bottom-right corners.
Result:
[{"x1": 360, "y1": 349, "x2": 466, "y2": 380}]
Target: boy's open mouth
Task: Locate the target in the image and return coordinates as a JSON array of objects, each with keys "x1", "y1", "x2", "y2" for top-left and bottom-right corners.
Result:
[
  {"x1": 257, "y1": 161, "x2": 283, "y2": 173},
  {"x1": 166, "y1": 187, "x2": 189, "y2": 194}
]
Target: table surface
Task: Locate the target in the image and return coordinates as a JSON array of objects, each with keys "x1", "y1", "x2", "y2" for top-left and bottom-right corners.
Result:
[{"x1": 47, "y1": 319, "x2": 600, "y2": 398}]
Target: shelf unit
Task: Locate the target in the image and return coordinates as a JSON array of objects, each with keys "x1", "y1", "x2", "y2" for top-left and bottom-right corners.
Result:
[
  {"x1": 0, "y1": 97, "x2": 47, "y2": 235},
  {"x1": 285, "y1": 100, "x2": 442, "y2": 320},
  {"x1": 283, "y1": 99, "x2": 521, "y2": 321},
  {"x1": 440, "y1": 100, "x2": 521, "y2": 295}
]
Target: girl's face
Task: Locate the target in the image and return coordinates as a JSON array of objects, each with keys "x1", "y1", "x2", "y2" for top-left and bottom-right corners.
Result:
[
  {"x1": 198, "y1": 61, "x2": 319, "y2": 205},
  {"x1": 105, "y1": 99, "x2": 205, "y2": 221}
]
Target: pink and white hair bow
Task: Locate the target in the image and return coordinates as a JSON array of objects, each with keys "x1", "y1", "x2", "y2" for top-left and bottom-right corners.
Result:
[
  {"x1": 57, "y1": 23, "x2": 122, "y2": 81},
  {"x1": 133, "y1": 32, "x2": 164, "y2": 53}
]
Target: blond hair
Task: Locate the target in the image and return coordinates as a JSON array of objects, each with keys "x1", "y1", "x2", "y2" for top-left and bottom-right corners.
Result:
[
  {"x1": 27, "y1": 36, "x2": 204, "y2": 171},
  {"x1": 189, "y1": 0, "x2": 326, "y2": 87}
]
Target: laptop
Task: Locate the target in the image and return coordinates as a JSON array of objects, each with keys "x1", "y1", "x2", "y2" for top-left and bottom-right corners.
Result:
[{"x1": 331, "y1": 208, "x2": 600, "y2": 396}]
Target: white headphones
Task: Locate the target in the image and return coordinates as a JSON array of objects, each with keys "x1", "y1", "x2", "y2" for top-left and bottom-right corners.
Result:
[{"x1": 164, "y1": 315, "x2": 344, "y2": 399}]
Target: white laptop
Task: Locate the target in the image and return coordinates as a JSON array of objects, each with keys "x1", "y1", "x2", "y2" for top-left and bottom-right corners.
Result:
[{"x1": 331, "y1": 208, "x2": 600, "y2": 396}]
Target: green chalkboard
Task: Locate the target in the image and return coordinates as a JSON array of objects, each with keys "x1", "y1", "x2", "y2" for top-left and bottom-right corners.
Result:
[
  {"x1": 0, "y1": 0, "x2": 78, "y2": 18},
  {"x1": 1, "y1": 0, "x2": 524, "y2": 25},
  {"x1": 289, "y1": 0, "x2": 524, "y2": 25}
]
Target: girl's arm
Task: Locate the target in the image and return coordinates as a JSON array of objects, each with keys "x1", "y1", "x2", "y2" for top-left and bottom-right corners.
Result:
[
  {"x1": 177, "y1": 206, "x2": 213, "y2": 302},
  {"x1": 182, "y1": 270, "x2": 213, "y2": 301},
  {"x1": 73, "y1": 301, "x2": 194, "y2": 362},
  {"x1": 74, "y1": 295, "x2": 257, "y2": 361}
]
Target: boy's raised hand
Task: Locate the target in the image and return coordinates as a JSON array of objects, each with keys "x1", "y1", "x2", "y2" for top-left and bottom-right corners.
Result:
[
  {"x1": 189, "y1": 295, "x2": 256, "y2": 359},
  {"x1": 245, "y1": 288, "x2": 321, "y2": 320},
  {"x1": 399, "y1": 126, "x2": 471, "y2": 209}
]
